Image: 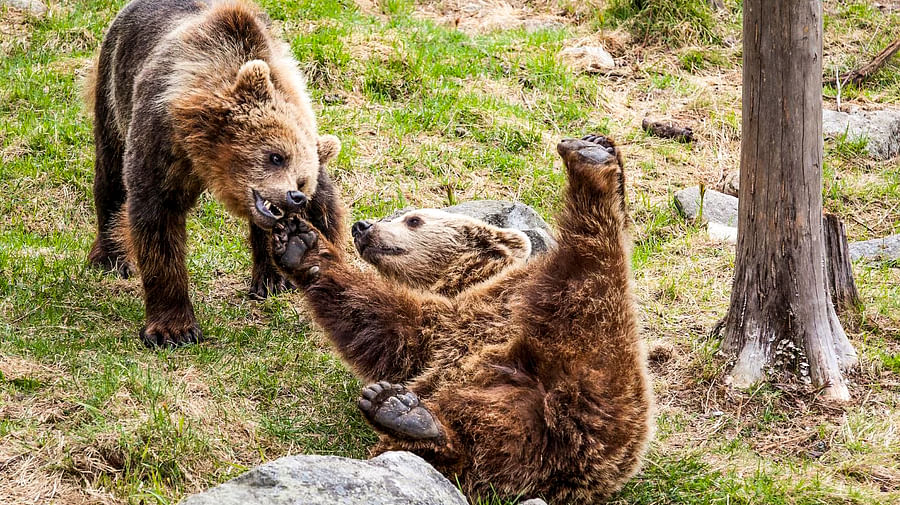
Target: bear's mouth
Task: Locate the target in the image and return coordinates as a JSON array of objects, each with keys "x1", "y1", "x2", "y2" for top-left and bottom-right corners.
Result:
[
  {"x1": 251, "y1": 189, "x2": 285, "y2": 229},
  {"x1": 356, "y1": 240, "x2": 406, "y2": 259}
]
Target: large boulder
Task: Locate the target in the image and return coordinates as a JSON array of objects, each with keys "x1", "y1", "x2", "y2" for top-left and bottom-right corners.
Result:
[
  {"x1": 822, "y1": 108, "x2": 900, "y2": 160},
  {"x1": 179, "y1": 451, "x2": 468, "y2": 505},
  {"x1": 385, "y1": 201, "x2": 557, "y2": 256},
  {"x1": 674, "y1": 186, "x2": 739, "y2": 227},
  {"x1": 442, "y1": 200, "x2": 557, "y2": 255}
]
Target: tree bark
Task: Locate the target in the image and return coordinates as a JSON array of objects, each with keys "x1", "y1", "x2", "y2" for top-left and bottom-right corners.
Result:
[
  {"x1": 823, "y1": 213, "x2": 862, "y2": 313},
  {"x1": 721, "y1": 0, "x2": 857, "y2": 401}
]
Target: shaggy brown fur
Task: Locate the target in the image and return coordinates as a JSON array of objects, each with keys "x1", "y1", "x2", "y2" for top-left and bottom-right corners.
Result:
[
  {"x1": 86, "y1": 0, "x2": 346, "y2": 347},
  {"x1": 270, "y1": 135, "x2": 653, "y2": 503}
]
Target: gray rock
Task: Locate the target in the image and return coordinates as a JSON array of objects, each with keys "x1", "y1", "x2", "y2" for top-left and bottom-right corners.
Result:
[
  {"x1": 179, "y1": 451, "x2": 467, "y2": 505},
  {"x1": 848, "y1": 234, "x2": 900, "y2": 262},
  {"x1": 385, "y1": 201, "x2": 558, "y2": 256},
  {"x1": 558, "y1": 45, "x2": 616, "y2": 73},
  {"x1": 674, "y1": 186, "x2": 739, "y2": 227},
  {"x1": 1, "y1": 0, "x2": 47, "y2": 16},
  {"x1": 520, "y1": 499, "x2": 549, "y2": 505},
  {"x1": 822, "y1": 108, "x2": 900, "y2": 160}
]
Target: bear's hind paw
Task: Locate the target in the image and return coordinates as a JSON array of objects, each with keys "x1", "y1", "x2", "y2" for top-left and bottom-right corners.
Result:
[{"x1": 358, "y1": 381, "x2": 442, "y2": 441}]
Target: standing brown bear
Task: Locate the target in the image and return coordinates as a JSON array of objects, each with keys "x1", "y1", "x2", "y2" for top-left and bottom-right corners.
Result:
[
  {"x1": 86, "y1": 0, "x2": 345, "y2": 347},
  {"x1": 269, "y1": 135, "x2": 653, "y2": 503}
]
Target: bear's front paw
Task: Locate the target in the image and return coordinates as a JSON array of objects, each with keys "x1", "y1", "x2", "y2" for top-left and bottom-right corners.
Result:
[
  {"x1": 358, "y1": 381, "x2": 442, "y2": 440},
  {"x1": 271, "y1": 215, "x2": 320, "y2": 280},
  {"x1": 140, "y1": 321, "x2": 203, "y2": 348}
]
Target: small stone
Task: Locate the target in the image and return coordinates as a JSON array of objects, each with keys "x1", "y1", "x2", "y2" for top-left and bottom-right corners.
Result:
[
  {"x1": 558, "y1": 45, "x2": 616, "y2": 73},
  {"x1": 322, "y1": 93, "x2": 345, "y2": 105},
  {"x1": 822, "y1": 108, "x2": 900, "y2": 160},
  {"x1": 520, "y1": 499, "x2": 550, "y2": 505},
  {"x1": 718, "y1": 171, "x2": 739, "y2": 197},
  {"x1": 1, "y1": 0, "x2": 47, "y2": 16},
  {"x1": 178, "y1": 451, "x2": 467, "y2": 505},
  {"x1": 707, "y1": 222, "x2": 737, "y2": 244},
  {"x1": 674, "y1": 186, "x2": 739, "y2": 227},
  {"x1": 848, "y1": 234, "x2": 900, "y2": 262}
]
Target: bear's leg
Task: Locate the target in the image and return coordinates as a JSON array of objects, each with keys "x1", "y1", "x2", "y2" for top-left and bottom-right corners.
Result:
[
  {"x1": 128, "y1": 198, "x2": 202, "y2": 347},
  {"x1": 248, "y1": 222, "x2": 295, "y2": 300},
  {"x1": 555, "y1": 135, "x2": 626, "y2": 232},
  {"x1": 358, "y1": 382, "x2": 444, "y2": 440},
  {"x1": 87, "y1": 82, "x2": 132, "y2": 277}
]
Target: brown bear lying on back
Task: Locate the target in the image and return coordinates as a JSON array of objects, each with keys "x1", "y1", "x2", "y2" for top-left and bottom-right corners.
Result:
[
  {"x1": 86, "y1": 0, "x2": 345, "y2": 347},
  {"x1": 268, "y1": 135, "x2": 654, "y2": 503}
]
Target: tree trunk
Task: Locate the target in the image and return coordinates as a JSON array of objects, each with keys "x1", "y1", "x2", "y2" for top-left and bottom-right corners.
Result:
[
  {"x1": 823, "y1": 213, "x2": 861, "y2": 313},
  {"x1": 721, "y1": 0, "x2": 857, "y2": 401}
]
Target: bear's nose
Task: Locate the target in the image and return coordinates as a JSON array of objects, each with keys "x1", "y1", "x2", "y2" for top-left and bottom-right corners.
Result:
[
  {"x1": 351, "y1": 220, "x2": 373, "y2": 239},
  {"x1": 285, "y1": 190, "x2": 307, "y2": 212}
]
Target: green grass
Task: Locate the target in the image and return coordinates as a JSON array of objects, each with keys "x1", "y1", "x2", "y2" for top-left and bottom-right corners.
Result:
[
  {"x1": 2, "y1": 0, "x2": 899, "y2": 504},
  {"x1": 604, "y1": 0, "x2": 729, "y2": 47}
]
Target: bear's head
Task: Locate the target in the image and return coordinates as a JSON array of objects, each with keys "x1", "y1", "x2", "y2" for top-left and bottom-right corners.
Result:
[
  {"x1": 351, "y1": 209, "x2": 531, "y2": 295},
  {"x1": 171, "y1": 60, "x2": 340, "y2": 229}
]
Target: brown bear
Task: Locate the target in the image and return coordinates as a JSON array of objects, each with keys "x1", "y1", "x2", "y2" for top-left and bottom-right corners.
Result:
[
  {"x1": 86, "y1": 0, "x2": 346, "y2": 347},
  {"x1": 268, "y1": 135, "x2": 653, "y2": 503}
]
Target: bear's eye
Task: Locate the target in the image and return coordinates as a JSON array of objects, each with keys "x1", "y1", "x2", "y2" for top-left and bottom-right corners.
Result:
[
  {"x1": 269, "y1": 153, "x2": 285, "y2": 167},
  {"x1": 405, "y1": 216, "x2": 423, "y2": 228}
]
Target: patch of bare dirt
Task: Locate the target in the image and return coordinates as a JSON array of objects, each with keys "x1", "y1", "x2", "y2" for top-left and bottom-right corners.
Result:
[{"x1": 0, "y1": 8, "x2": 31, "y2": 57}]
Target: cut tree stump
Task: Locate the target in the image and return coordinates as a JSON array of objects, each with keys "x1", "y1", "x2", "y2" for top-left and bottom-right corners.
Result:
[{"x1": 824, "y1": 213, "x2": 861, "y2": 313}]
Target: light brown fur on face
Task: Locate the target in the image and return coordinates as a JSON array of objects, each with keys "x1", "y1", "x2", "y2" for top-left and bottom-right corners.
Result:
[
  {"x1": 270, "y1": 135, "x2": 653, "y2": 503},
  {"x1": 353, "y1": 209, "x2": 531, "y2": 296},
  {"x1": 86, "y1": 0, "x2": 347, "y2": 346}
]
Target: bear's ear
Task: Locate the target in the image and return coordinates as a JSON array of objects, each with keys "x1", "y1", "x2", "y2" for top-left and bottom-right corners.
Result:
[
  {"x1": 317, "y1": 134, "x2": 341, "y2": 165},
  {"x1": 233, "y1": 59, "x2": 274, "y2": 102},
  {"x1": 494, "y1": 228, "x2": 532, "y2": 261}
]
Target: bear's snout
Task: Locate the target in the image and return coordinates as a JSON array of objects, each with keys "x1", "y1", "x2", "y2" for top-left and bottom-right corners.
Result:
[
  {"x1": 284, "y1": 190, "x2": 307, "y2": 213},
  {"x1": 352, "y1": 220, "x2": 374, "y2": 239}
]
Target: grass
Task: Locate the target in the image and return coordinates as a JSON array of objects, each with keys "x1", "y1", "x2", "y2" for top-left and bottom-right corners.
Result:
[{"x1": 1, "y1": 0, "x2": 899, "y2": 504}]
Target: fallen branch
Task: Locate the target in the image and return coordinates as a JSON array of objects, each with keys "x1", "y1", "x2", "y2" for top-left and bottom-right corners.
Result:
[
  {"x1": 641, "y1": 118, "x2": 694, "y2": 143},
  {"x1": 825, "y1": 38, "x2": 900, "y2": 87}
]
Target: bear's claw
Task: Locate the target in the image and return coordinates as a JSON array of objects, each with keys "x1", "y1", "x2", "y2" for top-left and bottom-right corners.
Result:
[
  {"x1": 140, "y1": 323, "x2": 203, "y2": 348},
  {"x1": 358, "y1": 382, "x2": 442, "y2": 440}
]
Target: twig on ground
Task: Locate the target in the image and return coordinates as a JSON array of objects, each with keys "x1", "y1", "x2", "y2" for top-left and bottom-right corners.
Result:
[{"x1": 825, "y1": 38, "x2": 900, "y2": 87}]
